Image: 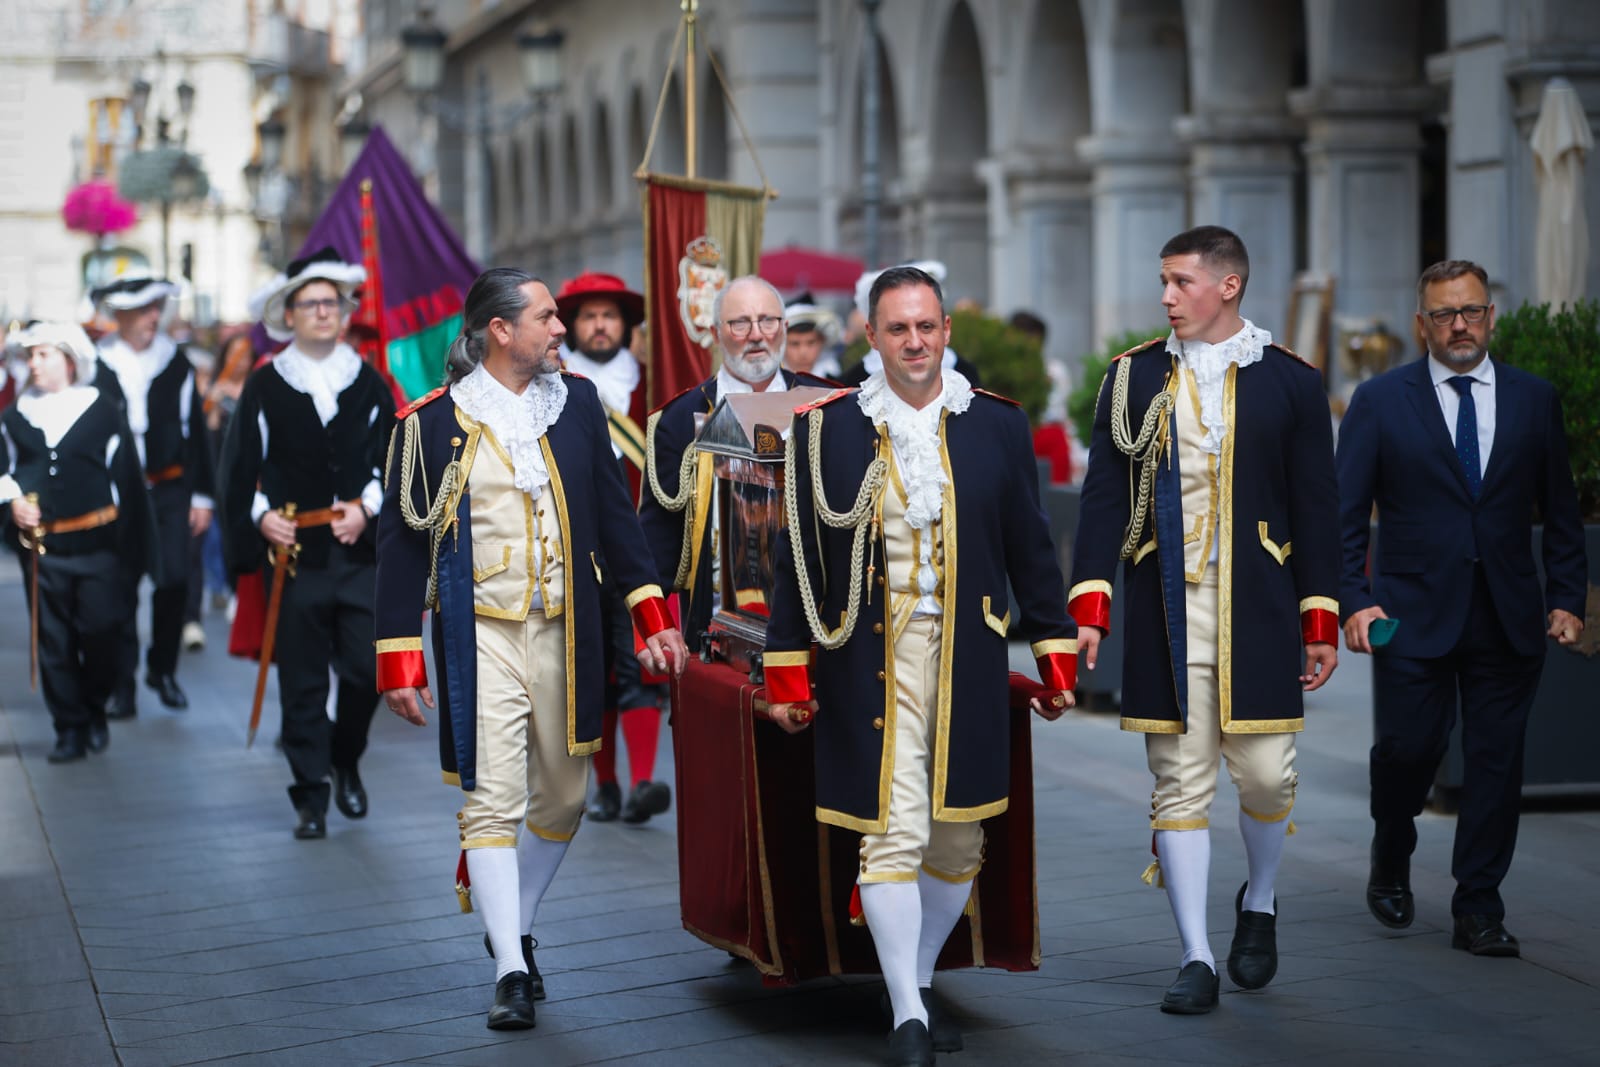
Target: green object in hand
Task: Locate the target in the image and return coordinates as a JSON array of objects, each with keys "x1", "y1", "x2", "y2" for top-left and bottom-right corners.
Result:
[{"x1": 1369, "y1": 617, "x2": 1400, "y2": 648}]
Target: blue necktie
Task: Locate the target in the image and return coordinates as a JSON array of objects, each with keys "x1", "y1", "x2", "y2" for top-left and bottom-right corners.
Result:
[{"x1": 1447, "y1": 376, "x2": 1481, "y2": 498}]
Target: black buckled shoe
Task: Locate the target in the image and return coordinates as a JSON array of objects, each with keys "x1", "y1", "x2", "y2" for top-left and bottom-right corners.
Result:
[
  {"x1": 881, "y1": 988, "x2": 961, "y2": 1053},
  {"x1": 886, "y1": 1017, "x2": 935, "y2": 1066},
  {"x1": 587, "y1": 780, "x2": 622, "y2": 822},
  {"x1": 1367, "y1": 844, "x2": 1414, "y2": 929},
  {"x1": 293, "y1": 807, "x2": 327, "y2": 840},
  {"x1": 85, "y1": 719, "x2": 111, "y2": 754},
  {"x1": 333, "y1": 765, "x2": 368, "y2": 819},
  {"x1": 1160, "y1": 960, "x2": 1220, "y2": 1014},
  {"x1": 47, "y1": 730, "x2": 89, "y2": 764},
  {"x1": 484, "y1": 933, "x2": 545, "y2": 1000},
  {"x1": 486, "y1": 971, "x2": 536, "y2": 1030},
  {"x1": 621, "y1": 780, "x2": 671, "y2": 824},
  {"x1": 145, "y1": 673, "x2": 188, "y2": 710},
  {"x1": 1227, "y1": 883, "x2": 1278, "y2": 990},
  {"x1": 1452, "y1": 915, "x2": 1519, "y2": 957}
]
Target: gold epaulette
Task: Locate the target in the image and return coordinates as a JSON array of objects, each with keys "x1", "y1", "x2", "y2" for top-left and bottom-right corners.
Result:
[
  {"x1": 973, "y1": 388, "x2": 1021, "y2": 407},
  {"x1": 1269, "y1": 343, "x2": 1316, "y2": 369},
  {"x1": 794, "y1": 387, "x2": 854, "y2": 415},
  {"x1": 649, "y1": 380, "x2": 712, "y2": 418},
  {"x1": 396, "y1": 385, "x2": 448, "y2": 419},
  {"x1": 1112, "y1": 337, "x2": 1165, "y2": 363},
  {"x1": 560, "y1": 368, "x2": 589, "y2": 380}
]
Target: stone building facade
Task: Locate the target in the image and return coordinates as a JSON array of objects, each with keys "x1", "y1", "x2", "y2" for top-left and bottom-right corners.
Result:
[{"x1": 352, "y1": 0, "x2": 1599, "y2": 378}]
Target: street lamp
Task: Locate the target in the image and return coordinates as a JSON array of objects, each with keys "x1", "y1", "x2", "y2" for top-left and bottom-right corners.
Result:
[
  {"x1": 339, "y1": 113, "x2": 372, "y2": 167},
  {"x1": 258, "y1": 115, "x2": 286, "y2": 172},
  {"x1": 400, "y1": 10, "x2": 566, "y2": 259},
  {"x1": 116, "y1": 63, "x2": 210, "y2": 279}
]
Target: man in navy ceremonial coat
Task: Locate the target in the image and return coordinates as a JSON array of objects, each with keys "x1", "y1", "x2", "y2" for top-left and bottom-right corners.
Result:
[
  {"x1": 374, "y1": 268, "x2": 687, "y2": 1031},
  {"x1": 764, "y1": 266, "x2": 1078, "y2": 1066},
  {"x1": 1071, "y1": 226, "x2": 1341, "y2": 1014}
]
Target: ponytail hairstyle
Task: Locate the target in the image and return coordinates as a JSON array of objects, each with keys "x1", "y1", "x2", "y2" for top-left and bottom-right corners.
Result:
[{"x1": 444, "y1": 267, "x2": 541, "y2": 384}]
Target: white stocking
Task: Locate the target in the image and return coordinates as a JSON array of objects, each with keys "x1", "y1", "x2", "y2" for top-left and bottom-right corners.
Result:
[
  {"x1": 1238, "y1": 810, "x2": 1286, "y2": 915},
  {"x1": 466, "y1": 847, "x2": 523, "y2": 981},
  {"x1": 1155, "y1": 828, "x2": 1214, "y2": 971},
  {"x1": 518, "y1": 834, "x2": 571, "y2": 935},
  {"x1": 916, "y1": 873, "x2": 973, "y2": 987},
  {"x1": 861, "y1": 881, "x2": 927, "y2": 1029}
]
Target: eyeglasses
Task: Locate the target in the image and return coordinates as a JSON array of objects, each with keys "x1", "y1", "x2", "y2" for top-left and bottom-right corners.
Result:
[
  {"x1": 1423, "y1": 305, "x2": 1489, "y2": 327},
  {"x1": 291, "y1": 297, "x2": 346, "y2": 314},
  {"x1": 722, "y1": 315, "x2": 784, "y2": 339}
]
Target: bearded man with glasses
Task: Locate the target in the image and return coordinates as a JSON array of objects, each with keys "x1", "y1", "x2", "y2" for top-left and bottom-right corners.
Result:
[
  {"x1": 1337, "y1": 258, "x2": 1586, "y2": 957},
  {"x1": 640, "y1": 275, "x2": 835, "y2": 651}
]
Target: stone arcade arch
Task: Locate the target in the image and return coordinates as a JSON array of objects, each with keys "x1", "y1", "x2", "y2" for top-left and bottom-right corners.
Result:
[{"x1": 922, "y1": 0, "x2": 991, "y2": 305}]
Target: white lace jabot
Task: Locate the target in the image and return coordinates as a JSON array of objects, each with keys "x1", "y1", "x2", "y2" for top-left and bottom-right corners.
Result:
[
  {"x1": 273, "y1": 342, "x2": 362, "y2": 425},
  {"x1": 450, "y1": 363, "x2": 568, "y2": 496},
  {"x1": 1168, "y1": 319, "x2": 1271, "y2": 455},
  {"x1": 856, "y1": 368, "x2": 973, "y2": 530}
]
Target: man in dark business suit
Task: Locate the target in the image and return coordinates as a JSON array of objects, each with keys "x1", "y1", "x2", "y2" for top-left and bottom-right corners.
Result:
[{"x1": 1336, "y1": 259, "x2": 1587, "y2": 958}]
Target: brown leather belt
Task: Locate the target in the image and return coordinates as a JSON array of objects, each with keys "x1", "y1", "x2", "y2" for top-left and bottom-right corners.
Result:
[
  {"x1": 42, "y1": 505, "x2": 119, "y2": 535},
  {"x1": 293, "y1": 506, "x2": 346, "y2": 528},
  {"x1": 147, "y1": 463, "x2": 184, "y2": 486}
]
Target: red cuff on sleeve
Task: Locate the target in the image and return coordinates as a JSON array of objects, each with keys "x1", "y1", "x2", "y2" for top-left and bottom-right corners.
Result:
[
  {"x1": 1036, "y1": 652, "x2": 1078, "y2": 693},
  {"x1": 1068, "y1": 592, "x2": 1112, "y2": 634},
  {"x1": 376, "y1": 649, "x2": 427, "y2": 693},
  {"x1": 763, "y1": 661, "x2": 812, "y2": 704},
  {"x1": 1302, "y1": 608, "x2": 1339, "y2": 647},
  {"x1": 629, "y1": 595, "x2": 673, "y2": 639}
]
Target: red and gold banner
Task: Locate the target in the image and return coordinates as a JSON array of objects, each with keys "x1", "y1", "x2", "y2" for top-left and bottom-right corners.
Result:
[{"x1": 640, "y1": 173, "x2": 766, "y2": 410}]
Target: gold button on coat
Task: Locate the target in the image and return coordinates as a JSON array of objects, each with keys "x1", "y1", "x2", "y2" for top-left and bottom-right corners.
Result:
[
  {"x1": 872, "y1": 717, "x2": 885, "y2": 730},
  {"x1": 875, "y1": 670, "x2": 886, "y2": 681}
]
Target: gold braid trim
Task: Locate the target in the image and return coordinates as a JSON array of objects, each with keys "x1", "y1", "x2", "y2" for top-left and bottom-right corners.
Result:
[
  {"x1": 783, "y1": 409, "x2": 888, "y2": 650},
  {"x1": 1110, "y1": 356, "x2": 1175, "y2": 561},
  {"x1": 644, "y1": 409, "x2": 702, "y2": 589},
  {"x1": 396, "y1": 411, "x2": 462, "y2": 609}
]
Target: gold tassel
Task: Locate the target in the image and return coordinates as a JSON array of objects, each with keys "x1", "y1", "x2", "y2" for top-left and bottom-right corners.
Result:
[
  {"x1": 455, "y1": 883, "x2": 473, "y2": 914},
  {"x1": 963, "y1": 888, "x2": 976, "y2": 917},
  {"x1": 1140, "y1": 860, "x2": 1164, "y2": 888},
  {"x1": 1286, "y1": 820, "x2": 1297, "y2": 837}
]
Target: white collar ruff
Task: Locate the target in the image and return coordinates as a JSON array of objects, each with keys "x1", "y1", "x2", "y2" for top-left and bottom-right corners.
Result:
[
  {"x1": 856, "y1": 369, "x2": 973, "y2": 530},
  {"x1": 1169, "y1": 319, "x2": 1270, "y2": 455},
  {"x1": 560, "y1": 344, "x2": 640, "y2": 416},
  {"x1": 450, "y1": 363, "x2": 568, "y2": 497},
  {"x1": 98, "y1": 332, "x2": 179, "y2": 436},
  {"x1": 273, "y1": 343, "x2": 362, "y2": 425},
  {"x1": 17, "y1": 386, "x2": 99, "y2": 448}
]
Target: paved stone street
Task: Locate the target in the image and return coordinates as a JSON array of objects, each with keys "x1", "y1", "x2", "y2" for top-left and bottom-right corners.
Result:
[{"x1": 3, "y1": 568, "x2": 1599, "y2": 1066}]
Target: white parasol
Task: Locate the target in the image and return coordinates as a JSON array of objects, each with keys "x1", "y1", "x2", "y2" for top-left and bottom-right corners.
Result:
[{"x1": 1530, "y1": 77, "x2": 1595, "y2": 308}]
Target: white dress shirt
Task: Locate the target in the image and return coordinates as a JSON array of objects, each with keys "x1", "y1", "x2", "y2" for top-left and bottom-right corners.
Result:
[{"x1": 1427, "y1": 354, "x2": 1496, "y2": 476}]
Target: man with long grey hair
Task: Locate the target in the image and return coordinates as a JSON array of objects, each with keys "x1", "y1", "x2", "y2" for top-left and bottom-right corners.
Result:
[{"x1": 375, "y1": 267, "x2": 688, "y2": 1030}]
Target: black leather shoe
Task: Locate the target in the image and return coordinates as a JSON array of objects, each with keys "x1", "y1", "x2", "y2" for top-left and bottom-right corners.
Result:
[
  {"x1": 145, "y1": 673, "x2": 188, "y2": 710},
  {"x1": 85, "y1": 720, "x2": 111, "y2": 753},
  {"x1": 1160, "y1": 961, "x2": 1220, "y2": 1014},
  {"x1": 881, "y1": 988, "x2": 961, "y2": 1053},
  {"x1": 293, "y1": 807, "x2": 326, "y2": 840},
  {"x1": 885, "y1": 1017, "x2": 935, "y2": 1066},
  {"x1": 1367, "y1": 844, "x2": 1414, "y2": 929},
  {"x1": 621, "y1": 780, "x2": 671, "y2": 824},
  {"x1": 486, "y1": 970, "x2": 536, "y2": 1030},
  {"x1": 333, "y1": 765, "x2": 368, "y2": 819},
  {"x1": 587, "y1": 780, "x2": 622, "y2": 822},
  {"x1": 484, "y1": 933, "x2": 545, "y2": 1000},
  {"x1": 105, "y1": 688, "x2": 137, "y2": 720},
  {"x1": 1452, "y1": 915, "x2": 1519, "y2": 957},
  {"x1": 48, "y1": 731, "x2": 88, "y2": 764},
  {"x1": 1227, "y1": 883, "x2": 1278, "y2": 990}
]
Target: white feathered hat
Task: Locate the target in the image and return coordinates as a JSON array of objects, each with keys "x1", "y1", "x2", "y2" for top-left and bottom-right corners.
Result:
[
  {"x1": 250, "y1": 246, "x2": 367, "y2": 342},
  {"x1": 853, "y1": 260, "x2": 948, "y2": 320},
  {"x1": 90, "y1": 271, "x2": 179, "y2": 312}
]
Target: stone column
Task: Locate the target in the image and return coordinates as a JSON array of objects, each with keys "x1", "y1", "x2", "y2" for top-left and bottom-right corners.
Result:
[
  {"x1": 1078, "y1": 134, "x2": 1189, "y2": 342},
  {"x1": 1290, "y1": 85, "x2": 1434, "y2": 386},
  {"x1": 1178, "y1": 113, "x2": 1301, "y2": 340}
]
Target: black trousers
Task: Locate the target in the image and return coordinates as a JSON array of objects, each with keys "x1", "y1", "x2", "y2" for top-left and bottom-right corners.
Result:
[
  {"x1": 1370, "y1": 565, "x2": 1545, "y2": 919},
  {"x1": 20, "y1": 549, "x2": 134, "y2": 735},
  {"x1": 274, "y1": 543, "x2": 380, "y2": 813},
  {"x1": 117, "y1": 482, "x2": 191, "y2": 687}
]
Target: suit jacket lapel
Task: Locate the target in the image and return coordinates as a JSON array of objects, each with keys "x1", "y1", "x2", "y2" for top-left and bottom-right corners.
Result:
[{"x1": 1403, "y1": 358, "x2": 1474, "y2": 498}]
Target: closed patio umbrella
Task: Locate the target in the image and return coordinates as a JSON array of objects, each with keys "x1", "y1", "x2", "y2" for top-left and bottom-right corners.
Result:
[{"x1": 1530, "y1": 77, "x2": 1594, "y2": 308}]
